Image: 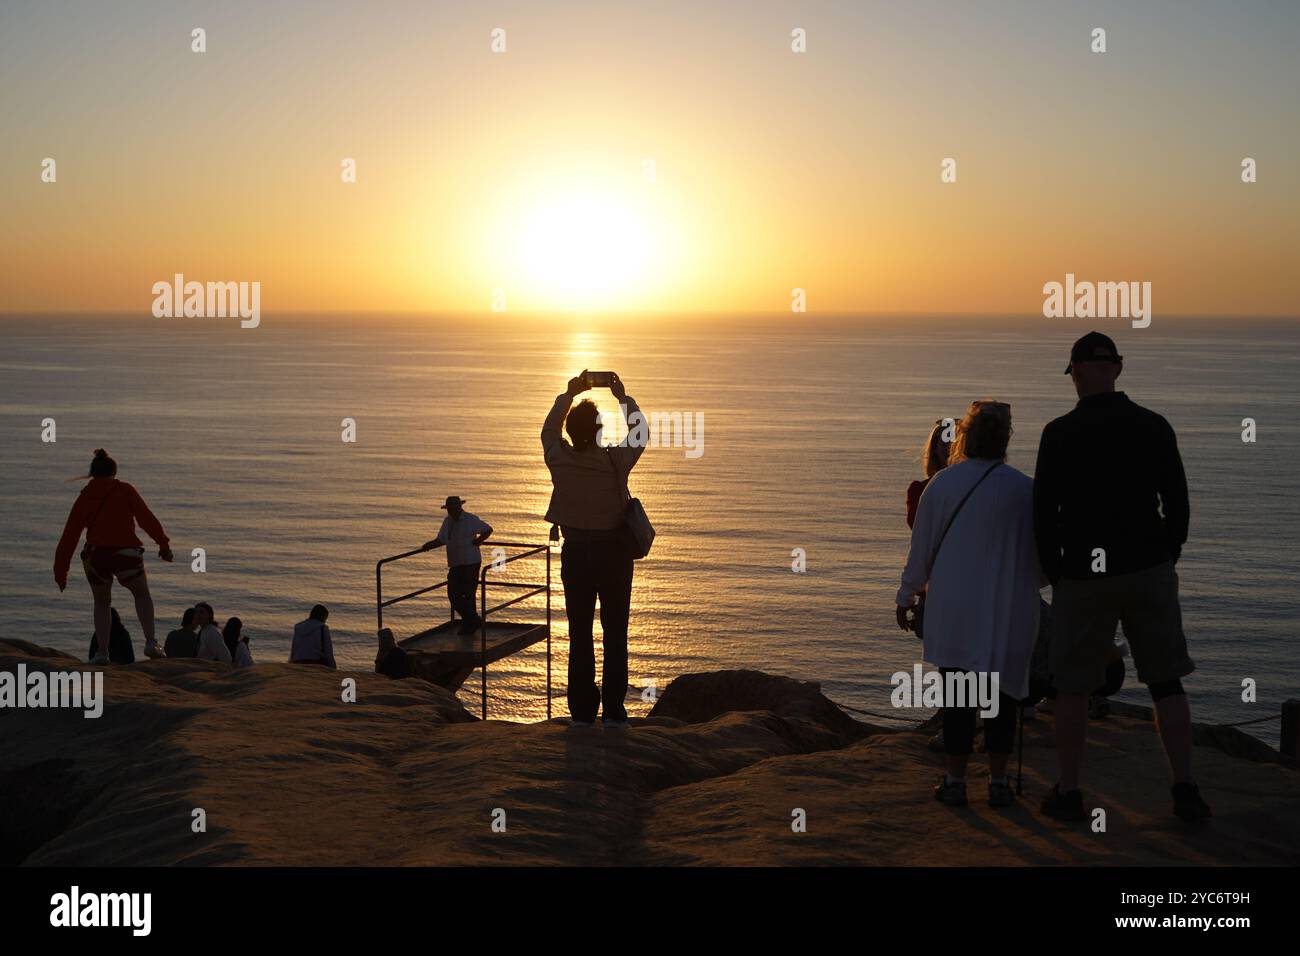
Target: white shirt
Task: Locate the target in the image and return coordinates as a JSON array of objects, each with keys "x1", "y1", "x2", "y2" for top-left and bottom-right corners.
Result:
[
  {"x1": 196, "y1": 624, "x2": 232, "y2": 664},
  {"x1": 436, "y1": 511, "x2": 491, "y2": 567},
  {"x1": 897, "y1": 458, "x2": 1042, "y2": 699},
  {"x1": 233, "y1": 641, "x2": 254, "y2": 669}
]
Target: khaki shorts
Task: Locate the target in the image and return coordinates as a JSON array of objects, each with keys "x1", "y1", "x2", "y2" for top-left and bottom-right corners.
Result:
[{"x1": 1050, "y1": 561, "x2": 1194, "y2": 694}]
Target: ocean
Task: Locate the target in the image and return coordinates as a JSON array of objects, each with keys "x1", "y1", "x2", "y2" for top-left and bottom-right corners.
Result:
[{"x1": 2, "y1": 313, "x2": 1297, "y2": 740}]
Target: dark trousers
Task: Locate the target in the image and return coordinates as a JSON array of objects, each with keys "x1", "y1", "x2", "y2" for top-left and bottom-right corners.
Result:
[
  {"x1": 448, "y1": 562, "x2": 481, "y2": 623},
  {"x1": 561, "y1": 534, "x2": 633, "y2": 722},
  {"x1": 939, "y1": 668, "x2": 1019, "y2": 756}
]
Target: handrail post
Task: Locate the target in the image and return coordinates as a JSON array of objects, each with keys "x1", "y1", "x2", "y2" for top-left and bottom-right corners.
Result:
[
  {"x1": 1283, "y1": 699, "x2": 1300, "y2": 760},
  {"x1": 480, "y1": 564, "x2": 488, "y2": 720},
  {"x1": 546, "y1": 544, "x2": 552, "y2": 720},
  {"x1": 375, "y1": 540, "x2": 553, "y2": 723}
]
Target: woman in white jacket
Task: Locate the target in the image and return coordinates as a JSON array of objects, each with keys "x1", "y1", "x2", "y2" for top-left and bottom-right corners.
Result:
[
  {"x1": 193, "y1": 602, "x2": 232, "y2": 664},
  {"x1": 896, "y1": 400, "x2": 1042, "y2": 809}
]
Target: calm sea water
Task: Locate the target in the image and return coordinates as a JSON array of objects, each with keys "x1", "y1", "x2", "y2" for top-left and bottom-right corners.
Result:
[{"x1": 1, "y1": 314, "x2": 1297, "y2": 740}]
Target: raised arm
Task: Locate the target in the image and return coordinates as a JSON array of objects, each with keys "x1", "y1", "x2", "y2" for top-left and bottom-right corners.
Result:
[
  {"x1": 542, "y1": 373, "x2": 587, "y2": 458},
  {"x1": 608, "y1": 374, "x2": 647, "y2": 474}
]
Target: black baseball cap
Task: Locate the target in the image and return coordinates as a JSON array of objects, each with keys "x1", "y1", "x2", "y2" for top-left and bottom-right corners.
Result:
[{"x1": 1065, "y1": 331, "x2": 1122, "y2": 374}]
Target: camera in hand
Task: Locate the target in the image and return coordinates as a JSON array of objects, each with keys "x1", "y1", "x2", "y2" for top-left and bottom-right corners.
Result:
[
  {"x1": 906, "y1": 603, "x2": 924, "y2": 639},
  {"x1": 584, "y1": 371, "x2": 615, "y2": 388}
]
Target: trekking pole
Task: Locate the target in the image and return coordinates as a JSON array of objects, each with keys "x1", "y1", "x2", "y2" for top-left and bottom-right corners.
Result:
[{"x1": 1015, "y1": 703, "x2": 1025, "y2": 796}]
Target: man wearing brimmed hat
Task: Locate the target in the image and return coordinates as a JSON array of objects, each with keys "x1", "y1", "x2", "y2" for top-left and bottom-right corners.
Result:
[
  {"x1": 423, "y1": 496, "x2": 493, "y2": 636},
  {"x1": 1033, "y1": 331, "x2": 1210, "y2": 823}
]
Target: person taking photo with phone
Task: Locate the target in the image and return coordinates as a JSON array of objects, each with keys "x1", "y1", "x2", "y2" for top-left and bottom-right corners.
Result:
[{"x1": 541, "y1": 370, "x2": 646, "y2": 728}]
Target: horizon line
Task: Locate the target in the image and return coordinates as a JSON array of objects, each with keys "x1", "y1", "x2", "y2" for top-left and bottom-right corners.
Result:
[{"x1": 4, "y1": 310, "x2": 1299, "y2": 321}]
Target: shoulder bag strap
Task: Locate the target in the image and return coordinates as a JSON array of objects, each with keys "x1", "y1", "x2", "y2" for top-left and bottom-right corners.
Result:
[{"x1": 931, "y1": 461, "x2": 1001, "y2": 565}]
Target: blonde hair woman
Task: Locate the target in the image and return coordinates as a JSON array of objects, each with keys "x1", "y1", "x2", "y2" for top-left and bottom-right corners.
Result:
[{"x1": 895, "y1": 400, "x2": 1041, "y2": 808}]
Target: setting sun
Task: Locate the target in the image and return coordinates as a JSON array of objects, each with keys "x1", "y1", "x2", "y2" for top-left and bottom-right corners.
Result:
[
  {"x1": 511, "y1": 189, "x2": 658, "y2": 309},
  {"x1": 478, "y1": 163, "x2": 686, "y2": 311}
]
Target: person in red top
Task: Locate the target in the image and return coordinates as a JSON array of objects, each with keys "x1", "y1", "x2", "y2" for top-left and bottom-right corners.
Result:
[
  {"x1": 54, "y1": 449, "x2": 174, "y2": 661},
  {"x1": 905, "y1": 419, "x2": 955, "y2": 751},
  {"x1": 905, "y1": 419, "x2": 952, "y2": 529}
]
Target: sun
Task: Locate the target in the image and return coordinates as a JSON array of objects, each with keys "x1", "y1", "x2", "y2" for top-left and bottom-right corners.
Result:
[
  {"x1": 488, "y1": 175, "x2": 678, "y2": 311},
  {"x1": 515, "y1": 191, "x2": 653, "y2": 308},
  {"x1": 474, "y1": 160, "x2": 692, "y2": 312}
]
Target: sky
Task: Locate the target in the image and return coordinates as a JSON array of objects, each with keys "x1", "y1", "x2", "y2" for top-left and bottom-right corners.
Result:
[{"x1": 1, "y1": 0, "x2": 1297, "y2": 316}]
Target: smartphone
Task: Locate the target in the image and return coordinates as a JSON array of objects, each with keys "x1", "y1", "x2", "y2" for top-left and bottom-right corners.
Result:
[{"x1": 584, "y1": 371, "x2": 615, "y2": 388}]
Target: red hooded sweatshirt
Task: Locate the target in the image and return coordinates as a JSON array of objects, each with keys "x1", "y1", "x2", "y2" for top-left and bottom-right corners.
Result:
[{"x1": 54, "y1": 477, "x2": 169, "y2": 586}]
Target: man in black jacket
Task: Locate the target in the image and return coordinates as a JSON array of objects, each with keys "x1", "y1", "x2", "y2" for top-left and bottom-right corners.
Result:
[{"x1": 1033, "y1": 332, "x2": 1210, "y2": 823}]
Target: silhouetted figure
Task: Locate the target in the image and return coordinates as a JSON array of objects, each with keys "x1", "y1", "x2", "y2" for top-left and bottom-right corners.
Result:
[
  {"x1": 375, "y1": 628, "x2": 412, "y2": 679},
  {"x1": 541, "y1": 370, "x2": 646, "y2": 727},
  {"x1": 908, "y1": 419, "x2": 956, "y2": 751},
  {"x1": 290, "y1": 604, "x2": 336, "y2": 669},
  {"x1": 1033, "y1": 331, "x2": 1208, "y2": 823},
  {"x1": 223, "y1": 617, "x2": 243, "y2": 660},
  {"x1": 193, "y1": 601, "x2": 232, "y2": 664},
  {"x1": 422, "y1": 496, "x2": 493, "y2": 635},
  {"x1": 222, "y1": 617, "x2": 254, "y2": 668},
  {"x1": 55, "y1": 449, "x2": 174, "y2": 661},
  {"x1": 897, "y1": 400, "x2": 1041, "y2": 809},
  {"x1": 907, "y1": 419, "x2": 952, "y2": 530},
  {"x1": 88, "y1": 607, "x2": 135, "y2": 664},
  {"x1": 164, "y1": 607, "x2": 199, "y2": 658}
]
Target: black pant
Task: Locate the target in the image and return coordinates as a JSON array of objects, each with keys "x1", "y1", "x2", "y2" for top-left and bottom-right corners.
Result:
[
  {"x1": 448, "y1": 562, "x2": 481, "y2": 623},
  {"x1": 939, "y1": 668, "x2": 1019, "y2": 756},
  {"x1": 561, "y1": 533, "x2": 633, "y2": 722}
]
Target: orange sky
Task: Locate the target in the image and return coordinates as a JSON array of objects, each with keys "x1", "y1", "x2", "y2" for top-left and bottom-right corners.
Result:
[{"x1": 2, "y1": 1, "x2": 1297, "y2": 316}]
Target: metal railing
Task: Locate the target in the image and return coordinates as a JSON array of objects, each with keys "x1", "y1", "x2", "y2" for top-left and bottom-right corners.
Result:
[{"x1": 375, "y1": 540, "x2": 552, "y2": 719}]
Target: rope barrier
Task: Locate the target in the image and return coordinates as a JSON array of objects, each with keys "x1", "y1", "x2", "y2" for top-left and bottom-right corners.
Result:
[
  {"x1": 833, "y1": 701, "x2": 1284, "y2": 730},
  {"x1": 1217, "y1": 713, "x2": 1282, "y2": 727},
  {"x1": 834, "y1": 702, "x2": 921, "y2": 723}
]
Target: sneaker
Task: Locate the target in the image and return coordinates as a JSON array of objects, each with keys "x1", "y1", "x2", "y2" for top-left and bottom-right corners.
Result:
[
  {"x1": 569, "y1": 719, "x2": 595, "y2": 728},
  {"x1": 988, "y1": 780, "x2": 1016, "y2": 808},
  {"x1": 143, "y1": 640, "x2": 165, "y2": 660},
  {"x1": 602, "y1": 718, "x2": 629, "y2": 730},
  {"x1": 90, "y1": 653, "x2": 109, "y2": 666},
  {"x1": 1171, "y1": 782, "x2": 1212, "y2": 822},
  {"x1": 933, "y1": 776, "x2": 968, "y2": 806},
  {"x1": 457, "y1": 618, "x2": 483, "y2": 636},
  {"x1": 1040, "y1": 783, "x2": 1086, "y2": 821}
]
